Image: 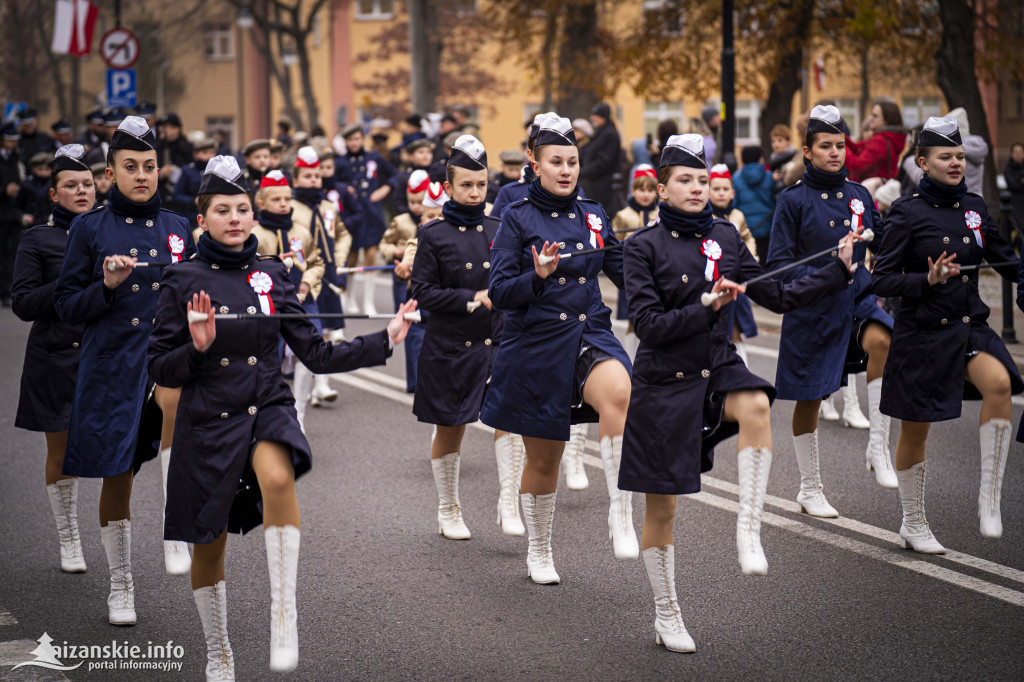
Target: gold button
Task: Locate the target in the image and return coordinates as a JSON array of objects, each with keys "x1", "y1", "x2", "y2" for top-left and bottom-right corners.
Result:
[
  {"x1": 248, "y1": 356, "x2": 257, "y2": 365},
  {"x1": 821, "y1": 193, "x2": 828, "y2": 200},
  {"x1": 465, "y1": 262, "x2": 473, "y2": 270},
  {"x1": 220, "y1": 358, "x2": 229, "y2": 366},
  {"x1": 551, "y1": 212, "x2": 558, "y2": 218},
  {"x1": 675, "y1": 372, "x2": 684, "y2": 379},
  {"x1": 125, "y1": 217, "x2": 133, "y2": 224},
  {"x1": 942, "y1": 237, "x2": 950, "y2": 244},
  {"x1": 837, "y1": 191, "x2": 844, "y2": 199},
  {"x1": 940, "y1": 279, "x2": 947, "y2": 285},
  {"x1": 578, "y1": 314, "x2": 586, "y2": 321},
  {"x1": 483, "y1": 262, "x2": 490, "y2": 269},
  {"x1": 131, "y1": 284, "x2": 140, "y2": 293},
  {"x1": 484, "y1": 338, "x2": 492, "y2": 346},
  {"x1": 72, "y1": 342, "x2": 79, "y2": 348},
  {"x1": 694, "y1": 234, "x2": 702, "y2": 238},
  {"x1": 247, "y1": 406, "x2": 257, "y2": 415},
  {"x1": 247, "y1": 306, "x2": 256, "y2": 314},
  {"x1": 559, "y1": 313, "x2": 567, "y2": 321},
  {"x1": 578, "y1": 277, "x2": 586, "y2": 285},
  {"x1": 476, "y1": 225, "x2": 483, "y2": 232},
  {"x1": 671, "y1": 231, "x2": 679, "y2": 238},
  {"x1": 568, "y1": 213, "x2": 576, "y2": 219},
  {"x1": 576, "y1": 243, "x2": 584, "y2": 250},
  {"x1": 129, "y1": 248, "x2": 138, "y2": 256},
  {"x1": 152, "y1": 318, "x2": 155, "y2": 324},
  {"x1": 558, "y1": 241, "x2": 566, "y2": 249},
  {"x1": 465, "y1": 341, "x2": 472, "y2": 348},
  {"x1": 220, "y1": 412, "x2": 229, "y2": 419},
  {"x1": 146, "y1": 220, "x2": 153, "y2": 227},
  {"x1": 211, "y1": 264, "x2": 220, "y2": 269},
  {"x1": 941, "y1": 318, "x2": 948, "y2": 325},
  {"x1": 963, "y1": 237, "x2": 970, "y2": 244},
  {"x1": 831, "y1": 250, "x2": 838, "y2": 257},
  {"x1": 829, "y1": 221, "x2": 835, "y2": 227},
  {"x1": 149, "y1": 249, "x2": 158, "y2": 257},
  {"x1": 151, "y1": 282, "x2": 160, "y2": 291},
  {"x1": 963, "y1": 316, "x2": 970, "y2": 323},
  {"x1": 459, "y1": 226, "x2": 466, "y2": 232},
  {"x1": 681, "y1": 275, "x2": 688, "y2": 283},
  {"x1": 962, "y1": 275, "x2": 969, "y2": 282},
  {"x1": 701, "y1": 369, "x2": 710, "y2": 378},
  {"x1": 844, "y1": 220, "x2": 850, "y2": 227},
  {"x1": 131, "y1": 318, "x2": 139, "y2": 326},
  {"x1": 242, "y1": 264, "x2": 248, "y2": 269},
  {"x1": 954, "y1": 202, "x2": 960, "y2": 208},
  {"x1": 558, "y1": 277, "x2": 566, "y2": 285},
  {"x1": 219, "y1": 306, "x2": 229, "y2": 314}
]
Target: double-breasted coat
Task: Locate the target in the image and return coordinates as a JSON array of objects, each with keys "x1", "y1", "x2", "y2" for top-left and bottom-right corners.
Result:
[
  {"x1": 411, "y1": 214, "x2": 504, "y2": 425},
  {"x1": 767, "y1": 178, "x2": 883, "y2": 400},
  {"x1": 481, "y1": 195, "x2": 630, "y2": 441},
  {"x1": 871, "y1": 191, "x2": 1022, "y2": 425},
  {"x1": 12, "y1": 210, "x2": 84, "y2": 432},
  {"x1": 148, "y1": 249, "x2": 391, "y2": 544},
  {"x1": 611, "y1": 201, "x2": 659, "y2": 320},
  {"x1": 620, "y1": 217, "x2": 852, "y2": 495},
  {"x1": 54, "y1": 197, "x2": 195, "y2": 477}
]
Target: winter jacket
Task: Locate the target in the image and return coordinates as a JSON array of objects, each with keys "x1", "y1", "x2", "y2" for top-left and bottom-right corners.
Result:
[
  {"x1": 844, "y1": 129, "x2": 907, "y2": 182},
  {"x1": 732, "y1": 163, "x2": 775, "y2": 239}
]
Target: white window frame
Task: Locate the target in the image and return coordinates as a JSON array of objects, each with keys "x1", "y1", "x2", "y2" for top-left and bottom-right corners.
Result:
[
  {"x1": 735, "y1": 99, "x2": 761, "y2": 146},
  {"x1": 835, "y1": 98, "x2": 861, "y2": 138},
  {"x1": 203, "y1": 24, "x2": 234, "y2": 61},
  {"x1": 643, "y1": 101, "x2": 684, "y2": 138},
  {"x1": 902, "y1": 96, "x2": 943, "y2": 129},
  {"x1": 355, "y1": 0, "x2": 395, "y2": 21}
]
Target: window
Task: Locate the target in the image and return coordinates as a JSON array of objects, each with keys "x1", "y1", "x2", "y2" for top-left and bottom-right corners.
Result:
[
  {"x1": 643, "y1": 101, "x2": 684, "y2": 139},
  {"x1": 734, "y1": 100, "x2": 761, "y2": 146},
  {"x1": 356, "y1": 0, "x2": 394, "y2": 20},
  {"x1": 902, "y1": 96, "x2": 943, "y2": 128},
  {"x1": 643, "y1": 0, "x2": 685, "y2": 36},
  {"x1": 203, "y1": 24, "x2": 234, "y2": 61},
  {"x1": 206, "y1": 117, "x2": 235, "y2": 151},
  {"x1": 835, "y1": 98, "x2": 860, "y2": 138}
]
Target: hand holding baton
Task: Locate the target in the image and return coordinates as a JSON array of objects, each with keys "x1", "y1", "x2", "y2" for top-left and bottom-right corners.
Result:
[
  {"x1": 938, "y1": 260, "x2": 1018, "y2": 278},
  {"x1": 186, "y1": 309, "x2": 422, "y2": 324},
  {"x1": 700, "y1": 229, "x2": 872, "y2": 307},
  {"x1": 107, "y1": 260, "x2": 171, "y2": 271},
  {"x1": 337, "y1": 265, "x2": 397, "y2": 275},
  {"x1": 537, "y1": 241, "x2": 624, "y2": 266}
]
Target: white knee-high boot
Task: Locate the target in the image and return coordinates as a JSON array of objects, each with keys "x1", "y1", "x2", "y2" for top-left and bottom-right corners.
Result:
[
  {"x1": 160, "y1": 447, "x2": 192, "y2": 575},
  {"x1": 562, "y1": 423, "x2": 589, "y2": 490},
  {"x1": 864, "y1": 378, "x2": 897, "y2": 488},
  {"x1": 265, "y1": 525, "x2": 300, "y2": 672},
  {"x1": 344, "y1": 275, "x2": 361, "y2": 314},
  {"x1": 793, "y1": 430, "x2": 838, "y2": 517},
  {"x1": 193, "y1": 580, "x2": 235, "y2": 681},
  {"x1": 362, "y1": 273, "x2": 378, "y2": 315},
  {"x1": 841, "y1": 376, "x2": 870, "y2": 429},
  {"x1": 642, "y1": 545, "x2": 696, "y2": 653},
  {"x1": 292, "y1": 363, "x2": 313, "y2": 432},
  {"x1": 521, "y1": 492, "x2": 559, "y2": 584},
  {"x1": 100, "y1": 519, "x2": 136, "y2": 625},
  {"x1": 819, "y1": 395, "x2": 840, "y2": 421},
  {"x1": 736, "y1": 446, "x2": 772, "y2": 575},
  {"x1": 600, "y1": 435, "x2": 639, "y2": 559},
  {"x1": 979, "y1": 418, "x2": 1012, "y2": 538},
  {"x1": 432, "y1": 452, "x2": 470, "y2": 539},
  {"x1": 46, "y1": 479, "x2": 86, "y2": 573},
  {"x1": 494, "y1": 434, "x2": 525, "y2": 536},
  {"x1": 311, "y1": 374, "x2": 338, "y2": 406},
  {"x1": 896, "y1": 462, "x2": 945, "y2": 554},
  {"x1": 734, "y1": 340, "x2": 749, "y2": 366}
]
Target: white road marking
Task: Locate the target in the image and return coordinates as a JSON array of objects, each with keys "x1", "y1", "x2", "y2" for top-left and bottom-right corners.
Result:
[
  {"x1": 332, "y1": 368, "x2": 1024, "y2": 607},
  {"x1": 0, "y1": 609, "x2": 15, "y2": 626}
]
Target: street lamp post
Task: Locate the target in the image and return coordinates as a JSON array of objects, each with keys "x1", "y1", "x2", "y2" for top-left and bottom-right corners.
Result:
[{"x1": 720, "y1": 0, "x2": 737, "y2": 171}]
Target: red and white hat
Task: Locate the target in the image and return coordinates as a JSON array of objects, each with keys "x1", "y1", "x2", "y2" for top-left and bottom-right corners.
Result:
[
  {"x1": 709, "y1": 163, "x2": 732, "y2": 182},
  {"x1": 259, "y1": 170, "x2": 290, "y2": 189},
  {"x1": 422, "y1": 181, "x2": 449, "y2": 208},
  {"x1": 632, "y1": 163, "x2": 656, "y2": 180},
  {"x1": 295, "y1": 146, "x2": 320, "y2": 169},
  {"x1": 407, "y1": 169, "x2": 431, "y2": 194}
]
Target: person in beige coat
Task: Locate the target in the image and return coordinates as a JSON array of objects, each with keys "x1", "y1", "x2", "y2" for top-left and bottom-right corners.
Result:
[{"x1": 380, "y1": 169, "x2": 429, "y2": 312}]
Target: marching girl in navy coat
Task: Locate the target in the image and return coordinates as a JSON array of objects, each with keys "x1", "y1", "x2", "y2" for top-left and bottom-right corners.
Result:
[
  {"x1": 873, "y1": 117, "x2": 1021, "y2": 552},
  {"x1": 767, "y1": 105, "x2": 896, "y2": 518},
  {"x1": 621, "y1": 134, "x2": 855, "y2": 653},
  {"x1": 411, "y1": 135, "x2": 527, "y2": 539},
  {"x1": 12, "y1": 144, "x2": 93, "y2": 574},
  {"x1": 54, "y1": 116, "x2": 196, "y2": 625},
  {"x1": 482, "y1": 115, "x2": 637, "y2": 584},
  {"x1": 149, "y1": 156, "x2": 416, "y2": 677}
]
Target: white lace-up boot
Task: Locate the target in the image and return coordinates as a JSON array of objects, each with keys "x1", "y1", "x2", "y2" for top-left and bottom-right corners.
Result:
[
  {"x1": 494, "y1": 434, "x2": 525, "y2": 536},
  {"x1": 432, "y1": 453, "x2": 470, "y2": 539},
  {"x1": 160, "y1": 447, "x2": 192, "y2": 575},
  {"x1": 344, "y1": 277, "x2": 361, "y2": 314},
  {"x1": 521, "y1": 492, "x2": 559, "y2": 584},
  {"x1": 818, "y1": 395, "x2": 840, "y2": 421},
  {"x1": 736, "y1": 447, "x2": 771, "y2": 575},
  {"x1": 100, "y1": 519, "x2": 136, "y2": 625},
  {"x1": 600, "y1": 435, "x2": 639, "y2": 559},
  {"x1": 292, "y1": 363, "x2": 313, "y2": 432},
  {"x1": 864, "y1": 379, "x2": 897, "y2": 488},
  {"x1": 193, "y1": 580, "x2": 235, "y2": 681},
  {"x1": 841, "y1": 376, "x2": 870, "y2": 429},
  {"x1": 793, "y1": 430, "x2": 838, "y2": 517},
  {"x1": 896, "y1": 462, "x2": 945, "y2": 554},
  {"x1": 642, "y1": 546, "x2": 696, "y2": 653},
  {"x1": 265, "y1": 525, "x2": 300, "y2": 672},
  {"x1": 362, "y1": 273, "x2": 378, "y2": 315},
  {"x1": 979, "y1": 418, "x2": 1012, "y2": 538},
  {"x1": 46, "y1": 479, "x2": 86, "y2": 573},
  {"x1": 562, "y1": 423, "x2": 589, "y2": 490}
]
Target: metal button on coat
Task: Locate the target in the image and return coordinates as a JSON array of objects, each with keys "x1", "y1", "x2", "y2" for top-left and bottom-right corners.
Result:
[
  {"x1": 483, "y1": 262, "x2": 490, "y2": 269},
  {"x1": 146, "y1": 220, "x2": 154, "y2": 227},
  {"x1": 247, "y1": 306, "x2": 256, "y2": 314},
  {"x1": 125, "y1": 217, "x2": 133, "y2": 224},
  {"x1": 219, "y1": 306, "x2": 229, "y2": 314},
  {"x1": 578, "y1": 314, "x2": 586, "y2": 321},
  {"x1": 476, "y1": 225, "x2": 483, "y2": 232},
  {"x1": 671, "y1": 231, "x2": 679, "y2": 238},
  {"x1": 558, "y1": 277, "x2": 566, "y2": 285},
  {"x1": 465, "y1": 262, "x2": 473, "y2": 270},
  {"x1": 220, "y1": 412, "x2": 229, "y2": 419},
  {"x1": 568, "y1": 213, "x2": 576, "y2": 219},
  {"x1": 701, "y1": 369, "x2": 710, "y2": 378},
  {"x1": 149, "y1": 249, "x2": 158, "y2": 257},
  {"x1": 465, "y1": 341, "x2": 472, "y2": 348},
  {"x1": 954, "y1": 202, "x2": 960, "y2": 208},
  {"x1": 675, "y1": 372, "x2": 684, "y2": 379},
  {"x1": 963, "y1": 316, "x2": 970, "y2": 323},
  {"x1": 131, "y1": 318, "x2": 139, "y2": 326},
  {"x1": 831, "y1": 250, "x2": 838, "y2": 257},
  {"x1": 131, "y1": 284, "x2": 140, "y2": 293},
  {"x1": 821, "y1": 193, "x2": 828, "y2": 200},
  {"x1": 248, "y1": 356, "x2": 257, "y2": 365},
  {"x1": 578, "y1": 277, "x2": 586, "y2": 285},
  {"x1": 73, "y1": 342, "x2": 79, "y2": 348},
  {"x1": 694, "y1": 233, "x2": 702, "y2": 238},
  {"x1": 459, "y1": 226, "x2": 466, "y2": 232},
  {"x1": 943, "y1": 237, "x2": 950, "y2": 244},
  {"x1": 681, "y1": 274, "x2": 688, "y2": 283},
  {"x1": 129, "y1": 248, "x2": 138, "y2": 256},
  {"x1": 576, "y1": 243, "x2": 584, "y2": 250},
  {"x1": 558, "y1": 241, "x2": 566, "y2": 249},
  {"x1": 559, "y1": 313, "x2": 567, "y2": 321},
  {"x1": 151, "y1": 282, "x2": 160, "y2": 291},
  {"x1": 829, "y1": 221, "x2": 835, "y2": 227},
  {"x1": 484, "y1": 338, "x2": 492, "y2": 346},
  {"x1": 551, "y1": 212, "x2": 558, "y2": 218},
  {"x1": 962, "y1": 275, "x2": 969, "y2": 282},
  {"x1": 941, "y1": 318, "x2": 948, "y2": 325},
  {"x1": 211, "y1": 264, "x2": 220, "y2": 269},
  {"x1": 247, "y1": 406, "x2": 257, "y2": 415},
  {"x1": 963, "y1": 237, "x2": 970, "y2": 244},
  {"x1": 837, "y1": 191, "x2": 844, "y2": 199},
  {"x1": 844, "y1": 219, "x2": 850, "y2": 227},
  {"x1": 220, "y1": 358, "x2": 229, "y2": 367}
]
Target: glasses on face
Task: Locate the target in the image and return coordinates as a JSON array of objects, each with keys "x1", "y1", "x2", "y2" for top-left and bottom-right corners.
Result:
[{"x1": 60, "y1": 182, "x2": 95, "y2": 192}]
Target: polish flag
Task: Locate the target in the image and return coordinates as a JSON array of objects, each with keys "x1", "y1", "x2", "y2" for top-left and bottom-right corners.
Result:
[
  {"x1": 51, "y1": 0, "x2": 99, "y2": 57},
  {"x1": 813, "y1": 56, "x2": 826, "y2": 92}
]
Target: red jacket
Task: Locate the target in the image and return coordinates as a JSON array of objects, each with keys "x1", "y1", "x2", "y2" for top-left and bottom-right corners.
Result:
[{"x1": 844, "y1": 130, "x2": 906, "y2": 182}]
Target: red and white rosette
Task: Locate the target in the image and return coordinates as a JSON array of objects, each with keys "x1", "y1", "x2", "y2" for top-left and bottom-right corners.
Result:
[
  {"x1": 288, "y1": 236, "x2": 305, "y2": 265},
  {"x1": 248, "y1": 271, "x2": 275, "y2": 315},
  {"x1": 849, "y1": 198, "x2": 865, "y2": 233},
  {"x1": 167, "y1": 234, "x2": 185, "y2": 263},
  {"x1": 587, "y1": 213, "x2": 604, "y2": 249},
  {"x1": 700, "y1": 239, "x2": 722, "y2": 281},
  {"x1": 965, "y1": 210, "x2": 984, "y2": 247}
]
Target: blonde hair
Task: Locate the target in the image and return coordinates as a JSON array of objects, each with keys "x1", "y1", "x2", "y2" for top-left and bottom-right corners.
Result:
[
  {"x1": 255, "y1": 184, "x2": 291, "y2": 205},
  {"x1": 680, "y1": 117, "x2": 711, "y2": 137}
]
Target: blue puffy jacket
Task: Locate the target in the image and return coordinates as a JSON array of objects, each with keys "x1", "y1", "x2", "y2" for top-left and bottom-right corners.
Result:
[{"x1": 733, "y1": 163, "x2": 775, "y2": 239}]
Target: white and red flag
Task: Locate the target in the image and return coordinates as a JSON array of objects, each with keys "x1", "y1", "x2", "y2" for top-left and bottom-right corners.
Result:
[{"x1": 52, "y1": 0, "x2": 99, "y2": 57}]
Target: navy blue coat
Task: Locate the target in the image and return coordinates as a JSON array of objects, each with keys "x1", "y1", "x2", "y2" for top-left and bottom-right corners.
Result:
[
  {"x1": 767, "y1": 178, "x2": 882, "y2": 400},
  {"x1": 620, "y1": 217, "x2": 852, "y2": 495},
  {"x1": 490, "y1": 166, "x2": 587, "y2": 219},
  {"x1": 12, "y1": 218, "x2": 83, "y2": 432},
  {"x1": 872, "y1": 191, "x2": 1022, "y2": 424},
  {"x1": 149, "y1": 253, "x2": 391, "y2": 543},
  {"x1": 334, "y1": 149, "x2": 395, "y2": 249},
  {"x1": 481, "y1": 195, "x2": 629, "y2": 441},
  {"x1": 410, "y1": 214, "x2": 504, "y2": 425},
  {"x1": 170, "y1": 162, "x2": 203, "y2": 223},
  {"x1": 54, "y1": 204, "x2": 195, "y2": 477}
]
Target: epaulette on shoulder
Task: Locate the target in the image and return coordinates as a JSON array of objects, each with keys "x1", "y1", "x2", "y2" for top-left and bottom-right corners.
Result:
[
  {"x1": 576, "y1": 196, "x2": 601, "y2": 206},
  {"x1": 257, "y1": 253, "x2": 283, "y2": 262},
  {"x1": 159, "y1": 207, "x2": 186, "y2": 219},
  {"x1": 419, "y1": 217, "x2": 445, "y2": 232},
  {"x1": 506, "y1": 197, "x2": 530, "y2": 210},
  {"x1": 630, "y1": 218, "x2": 661, "y2": 238}
]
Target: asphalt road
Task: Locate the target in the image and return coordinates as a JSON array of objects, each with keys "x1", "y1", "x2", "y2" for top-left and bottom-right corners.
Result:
[{"x1": 1, "y1": 281, "x2": 1022, "y2": 681}]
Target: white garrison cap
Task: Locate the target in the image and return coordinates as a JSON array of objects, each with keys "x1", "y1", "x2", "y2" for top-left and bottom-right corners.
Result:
[
  {"x1": 808, "y1": 105, "x2": 844, "y2": 135},
  {"x1": 660, "y1": 133, "x2": 707, "y2": 169}
]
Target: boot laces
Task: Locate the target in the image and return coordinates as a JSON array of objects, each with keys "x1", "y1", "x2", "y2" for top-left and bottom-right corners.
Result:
[{"x1": 657, "y1": 550, "x2": 685, "y2": 633}]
